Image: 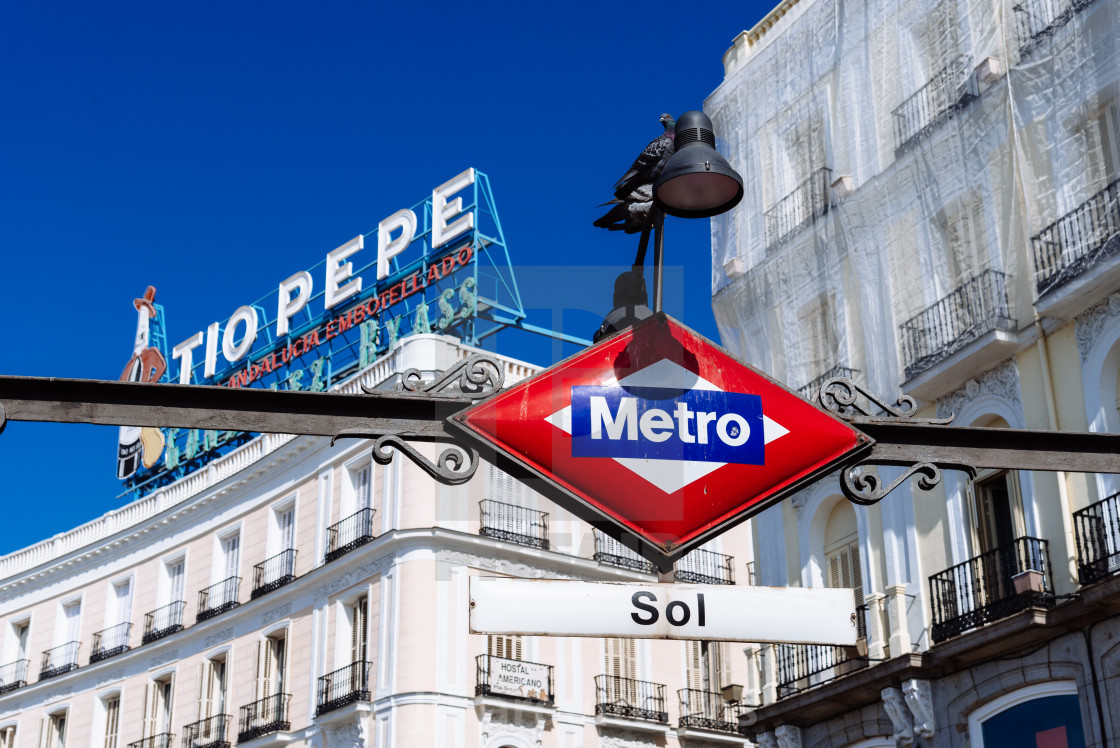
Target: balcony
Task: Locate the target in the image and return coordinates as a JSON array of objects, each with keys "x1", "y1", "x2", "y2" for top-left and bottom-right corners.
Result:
[
  {"x1": 0, "y1": 659, "x2": 28, "y2": 694},
  {"x1": 797, "y1": 365, "x2": 858, "y2": 401},
  {"x1": 479, "y1": 500, "x2": 549, "y2": 550},
  {"x1": 899, "y1": 268, "x2": 1016, "y2": 383},
  {"x1": 182, "y1": 715, "x2": 230, "y2": 748},
  {"x1": 316, "y1": 661, "x2": 372, "y2": 716},
  {"x1": 929, "y1": 536, "x2": 1054, "y2": 643},
  {"x1": 143, "y1": 601, "x2": 186, "y2": 644},
  {"x1": 1073, "y1": 490, "x2": 1120, "y2": 584},
  {"x1": 90, "y1": 622, "x2": 131, "y2": 663},
  {"x1": 1014, "y1": 0, "x2": 1099, "y2": 56},
  {"x1": 128, "y1": 735, "x2": 174, "y2": 748},
  {"x1": 764, "y1": 167, "x2": 833, "y2": 249},
  {"x1": 475, "y1": 654, "x2": 553, "y2": 705},
  {"x1": 40, "y1": 641, "x2": 80, "y2": 680},
  {"x1": 252, "y1": 549, "x2": 297, "y2": 599},
  {"x1": 676, "y1": 548, "x2": 735, "y2": 585},
  {"x1": 197, "y1": 577, "x2": 240, "y2": 623},
  {"x1": 594, "y1": 675, "x2": 668, "y2": 723},
  {"x1": 325, "y1": 508, "x2": 376, "y2": 563},
  {"x1": 678, "y1": 689, "x2": 752, "y2": 735},
  {"x1": 892, "y1": 55, "x2": 979, "y2": 156},
  {"x1": 593, "y1": 529, "x2": 656, "y2": 574},
  {"x1": 1031, "y1": 179, "x2": 1120, "y2": 298},
  {"x1": 775, "y1": 604, "x2": 870, "y2": 697},
  {"x1": 238, "y1": 693, "x2": 290, "y2": 743}
]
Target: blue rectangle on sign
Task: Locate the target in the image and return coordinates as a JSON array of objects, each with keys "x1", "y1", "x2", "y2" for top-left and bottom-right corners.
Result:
[{"x1": 570, "y1": 386, "x2": 765, "y2": 464}]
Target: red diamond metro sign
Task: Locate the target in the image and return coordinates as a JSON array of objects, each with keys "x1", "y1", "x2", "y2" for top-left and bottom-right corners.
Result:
[{"x1": 449, "y1": 315, "x2": 873, "y2": 563}]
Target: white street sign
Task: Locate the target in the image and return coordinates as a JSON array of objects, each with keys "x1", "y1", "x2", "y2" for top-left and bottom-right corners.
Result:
[{"x1": 469, "y1": 578, "x2": 857, "y2": 645}]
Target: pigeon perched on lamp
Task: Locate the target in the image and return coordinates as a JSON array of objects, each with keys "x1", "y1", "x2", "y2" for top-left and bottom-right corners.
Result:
[{"x1": 593, "y1": 114, "x2": 675, "y2": 233}]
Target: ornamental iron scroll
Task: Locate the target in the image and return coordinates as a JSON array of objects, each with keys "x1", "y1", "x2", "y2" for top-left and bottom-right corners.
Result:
[
  {"x1": 841, "y1": 462, "x2": 944, "y2": 506},
  {"x1": 364, "y1": 354, "x2": 505, "y2": 400},
  {"x1": 818, "y1": 377, "x2": 954, "y2": 425},
  {"x1": 330, "y1": 430, "x2": 480, "y2": 485}
]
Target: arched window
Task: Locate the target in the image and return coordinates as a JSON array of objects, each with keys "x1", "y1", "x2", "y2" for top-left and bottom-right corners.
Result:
[
  {"x1": 968, "y1": 682, "x2": 1087, "y2": 748},
  {"x1": 824, "y1": 500, "x2": 862, "y2": 603}
]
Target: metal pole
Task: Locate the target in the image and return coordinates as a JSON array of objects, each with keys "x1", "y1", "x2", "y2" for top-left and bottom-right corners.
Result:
[{"x1": 652, "y1": 208, "x2": 665, "y2": 313}]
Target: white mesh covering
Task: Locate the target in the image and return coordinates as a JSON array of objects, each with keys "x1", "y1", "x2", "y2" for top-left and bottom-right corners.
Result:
[{"x1": 705, "y1": 0, "x2": 1120, "y2": 396}]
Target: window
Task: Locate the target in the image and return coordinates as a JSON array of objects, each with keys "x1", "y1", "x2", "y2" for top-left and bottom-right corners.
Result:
[
  {"x1": 144, "y1": 676, "x2": 174, "y2": 737},
  {"x1": 58, "y1": 601, "x2": 81, "y2": 647},
  {"x1": 487, "y1": 634, "x2": 521, "y2": 661},
  {"x1": 686, "y1": 641, "x2": 729, "y2": 692},
  {"x1": 487, "y1": 463, "x2": 521, "y2": 505},
  {"x1": 796, "y1": 294, "x2": 838, "y2": 383},
  {"x1": 103, "y1": 696, "x2": 121, "y2": 748},
  {"x1": 1079, "y1": 101, "x2": 1120, "y2": 197},
  {"x1": 824, "y1": 500, "x2": 863, "y2": 604},
  {"x1": 604, "y1": 638, "x2": 636, "y2": 682},
  {"x1": 935, "y1": 193, "x2": 989, "y2": 289},
  {"x1": 219, "y1": 534, "x2": 240, "y2": 582},
  {"x1": 163, "y1": 557, "x2": 185, "y2": 605},
  {"x1": 110, "y1": 580, "x2": 132, "y2": 627},
  {"x1": 0, "y1": 725, "x2": 15, "y2": 748},
  {"x1": 976, "y1": 693, "x2": 1086, "y2": 747},
  {"x1": 350, "y1": 597, "x2": 368, "y2": 664},
  {"x1": 972, "y1": 470, "x2": 1023, "y2": 554},
  {"x1": 44, "y1": 712, "x2": 67, "y2": 748},
  {"x1": 277, "y1": 505, "x2": 295, "y2": 553},
  {"x1": 256, "y1": 633, "x2": 287, "y2": 700},
  {"x1": 198, "y1": 654, "x2": 228, "y2": 719},
  {"x1": 911, "y1": 0, "x2": 960, "y2": 84},
  {"x1": 348, "y1": 464, "x2": 372, "y2": 515}
]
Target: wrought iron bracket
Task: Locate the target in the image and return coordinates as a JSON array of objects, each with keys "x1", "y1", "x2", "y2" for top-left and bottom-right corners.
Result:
[
  {"x1": 819, "y1": 377, "x2": 954, "y2": 425},
  {"x1": 331, "y1": 430, "x2": 479, "y2": 486},
  {"x1": 840, "y1": 459, "x2": 977, "y2": 505},
  {"x1": 366, "y1": 354, "x2": 505, "y2": 401}
]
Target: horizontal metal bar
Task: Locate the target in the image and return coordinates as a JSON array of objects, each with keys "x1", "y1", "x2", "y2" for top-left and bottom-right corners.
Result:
[
  {"x1": 859, "y1": 421, "x2": 1120, "y2": 473},
  {"x1": 0, "y1": 376, "x2": 465, "y2": 440}
]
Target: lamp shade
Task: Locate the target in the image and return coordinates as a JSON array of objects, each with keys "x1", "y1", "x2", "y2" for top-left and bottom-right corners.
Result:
[{"x1": 653, "y1": 110, "x2": 744, "y2": 218}]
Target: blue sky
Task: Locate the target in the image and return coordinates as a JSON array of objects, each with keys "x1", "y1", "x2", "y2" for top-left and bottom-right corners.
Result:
[{"x1": 0, "y1": 1, "x2": 771, "y2": 555}]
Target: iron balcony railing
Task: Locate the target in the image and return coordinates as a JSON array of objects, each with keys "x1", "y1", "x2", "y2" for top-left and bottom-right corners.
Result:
[
  {"x1": 143, "y1": 601, "x2": 186, "y2": 644},
  {"x1": 238, "y1": 693, "x2": 290, "y2": 743},
  {"x1": 90, "y1": 622, "x2": 132, "y2": 663},
  {"x1": 929, "y1": 536, "x2": 1053, "y2": 643},
  {"x1": 593, "y1": 529, "x2": 656, "y2": 574},
  {"x1": 316, "y1": 660, "x2": 372, "y2": 716},
  {"x1": 325, "y1": 507, "x2": 376, "y2": 562},
  {"x1": 0, "y1": 659, "x2": 29, "y2": 694},
  {"x1": 40, "y1": 641, "x2": 80, "y2": 679},
  {"x1": 1073, "y1": 490, "x2": 1120, "y2": 584},
  {"x1": 475, "y1": 654, "x2": 554, "y2": 705},
  {"x1": 127, "y1": 734, "x2": 174, "y2": 748},
  {"x1": 594, "y1": 675, "x2": 668, "y2": 723},
  {"x1": 899, "y1": 268, "x2": 1015, "y2": 380},
  {"x1": 1013, "y1": 0, "x2": 1098, "y2": 56},
  {"x1": 182, "y1": 714, "x2": 230, "y2": 748},
  {"x1": 197, "y1": 577, "x2": 240, "y2": 622},
  {"x1": 678, "y1": 689, "x2": 754, "y2": 734},
  {"x1": 479, "y1": 499, "x2": 550, "y2": 550},
  {"x1": 892, "y1": 55, "x2": 979, "y2": 155},
  {"x1": 775, "y1": 604, "x2": 870, "y2": 697},
  {"x1": 764, "y1": 167, "x2": 833, "y2": 249},
  {"x1": 676, "y1": 548, "x2": 735, "y2": 585},
  {"x1": 797, "y1": 365, "x2": 859, "y2": 401},
  {"x1": 1031, "y1": 179, "x2": 1120, "y2": 297},
  {"x1": 252, "y1": 549, "x2": 297, "y2": 599}
]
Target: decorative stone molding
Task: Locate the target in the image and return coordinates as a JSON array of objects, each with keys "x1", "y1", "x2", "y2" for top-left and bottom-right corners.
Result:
[
  {"x1": 150, "y1": 649, "x2": 179, "y2": 668},
  {"x1": 1076, "y1": 292, "x2": 1120, "y2": 363},
  {"x1": 479, "y1": 708, "x2": 547, "y2": 748},
  {"x1": 936, "y1": 359, "x2": 1022, "y2": 421},
  {"x1": 756, "y1": 731, "x2": 778, "y2": 748},
  {"x1": 440, "y1": 549, "x2": 581, "y2": 580},
  {"x1": 881, "y1": 686, "x2": 914, "y2": 746},
  {"x1": 903, "y1": 678, "x2": 935, "y2": 739},
  {"x1": 205, "y1": 627, "x2": 234, "y2": 648},
  {"x1": 774, "y1": 724, "x2": 801, "y2": 748},
  {"x1": 313, "y1": 556, "x2": 394, "y2": 600},
  {"x1": 95, "y1": 668, "x2": 125, "y2": 687},
  {"x1": 598, "y1": 726, "x2": 658, "y2": 747},
  {"x1": 43, "y1": 685, "x2": 73, "y2": 702},
  {"x1": 325, "y1": 718, "x2": 368, "y2": 748},
  {"x1": 262, "y1": 602, "x2": 292, "y2": 625},
  {"x1": 790, "y1": 494, "x2": 809, "y2": 520}
]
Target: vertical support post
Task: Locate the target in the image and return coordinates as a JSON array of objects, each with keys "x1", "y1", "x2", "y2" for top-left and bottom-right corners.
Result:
[{"x1": 652, "y1": 208, "x2": 665, "y2": 313}]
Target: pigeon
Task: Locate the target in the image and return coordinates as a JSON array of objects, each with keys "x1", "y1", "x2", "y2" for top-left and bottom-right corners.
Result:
[
  {"x1": 594, "y1": 114, "x2": 675, "y2": 233},
  {"x1": 611, "y1": 113, "x2": 676, "y2": 200}
]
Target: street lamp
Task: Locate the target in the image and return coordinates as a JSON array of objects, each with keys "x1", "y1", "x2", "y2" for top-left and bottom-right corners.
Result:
[{"x1": 653, "y1": 110, "x2": 743, "y2": 218}]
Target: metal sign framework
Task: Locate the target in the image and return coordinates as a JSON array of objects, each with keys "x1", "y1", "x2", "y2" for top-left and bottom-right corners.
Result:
[{"x1": 4, "y1": 338, "x2": 1120, "y2": 569}]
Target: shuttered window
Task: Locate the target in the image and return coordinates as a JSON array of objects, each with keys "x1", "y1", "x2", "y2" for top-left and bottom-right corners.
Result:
[
  {"x1": 826, "y1": 540, "x2": 864, "y2": 604},
  {"x1": 166, "y1": 559, "x2": 185, "y2": 604},
  {"x1": 256, "y1": 634, "x2": 287, "y2": 699},
  {"x1": 487, "y1": 634, "x2": 522, "y2": 660},
  {"x1": 604, "y1": 638, "x2": 636, "y2": 680},
  {"x1": 44, "y1": 713, "x2": 66, "y2": 748},
  {"x1": 354, "y1": 466, "x2": 371, "y2": 511},
  {"x1": 685, "y1": 641, "x2": 728, "y2": 692},
  {"x1": 198, "y1": 656, "x2": 227, "y2": 720},
  {"x1": 61, "y1": 602, "x2": 81, "y2": 645},
  {"x1": 221, "y1": 535, "x2": 240, "y2": 580},
  {"x1": 279, "y1": 507, "x2": 295, "y2": 550},
  {"x1": 351, "y1": 597, "x2": 369, "y2": 664},
  {"x1": 0, "y1": 726, "x2": 15, "y2": 748},
  {"x1": 144, "y1": 679, "x2": 174, "y2": 737},
  {"x1": 113, "y1": 581, "x2": 132, "y2": 627},
  {"x1": 1083, "y1": 102, "x2": 1120, "y2": 195},
  {"x1": 103, "y1": 698, "x2": 120, "y2": 748}
]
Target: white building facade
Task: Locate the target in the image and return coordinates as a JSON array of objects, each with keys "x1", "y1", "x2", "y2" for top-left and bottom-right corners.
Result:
[
  {"x1": 706, "y1": 0, "x2": 1120, "y2": 743},
  {"x1": 0, "y1": 334, "x2": 759, "y2": 748}
]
